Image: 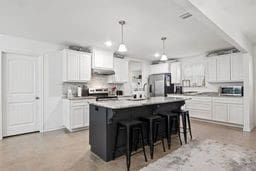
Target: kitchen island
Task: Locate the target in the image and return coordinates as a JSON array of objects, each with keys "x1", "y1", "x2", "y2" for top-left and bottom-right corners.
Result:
[{"x1": 89, "y1": 96, "x2": 186, "y2": 161}]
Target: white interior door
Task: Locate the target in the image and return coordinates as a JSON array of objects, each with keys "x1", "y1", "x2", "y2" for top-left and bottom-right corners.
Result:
[{"x1": 3, "y1": 53, "x2": 40, "y2": 137}]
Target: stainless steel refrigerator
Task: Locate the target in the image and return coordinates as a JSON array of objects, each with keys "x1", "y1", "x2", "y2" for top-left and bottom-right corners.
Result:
[{"x1": 148, "y1": 73, "x2": 174, "y2": 97}]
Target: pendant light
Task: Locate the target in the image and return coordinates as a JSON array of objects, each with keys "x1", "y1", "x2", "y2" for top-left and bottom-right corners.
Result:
[
  {"x1": 160, "y1": 37, "x2": 168, "y2": 61},
  {"x1": 117, "y1": 20, "x2": 127, "y2": 52}
]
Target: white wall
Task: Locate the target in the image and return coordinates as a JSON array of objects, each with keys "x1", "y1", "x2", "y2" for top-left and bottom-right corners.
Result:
[
  {"x1": 243, "y1": 53, "x2": 255, "y2": 131},
  {"x1": 0, "y1": 34, "x2": 64, "y2": 135},
  {"x1": 254, "y1": 46, "x2": 256, "y2": 128},
  {"x1": 0, "y1": 51, "x2": 2, "y2": 139},
  {"x1": 43, "y1": 52, "x2": 64, "y2": 131}
]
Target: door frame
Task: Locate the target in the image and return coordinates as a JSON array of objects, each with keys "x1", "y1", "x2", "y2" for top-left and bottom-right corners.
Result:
[{"x1": 0, "y1": 49, "x2": 44, "y2": 139}]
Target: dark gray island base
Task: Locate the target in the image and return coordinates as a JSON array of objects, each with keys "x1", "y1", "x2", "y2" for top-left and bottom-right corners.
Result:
[{"x1": 89, "y1": 97, "x2": 186, "y2": 162}]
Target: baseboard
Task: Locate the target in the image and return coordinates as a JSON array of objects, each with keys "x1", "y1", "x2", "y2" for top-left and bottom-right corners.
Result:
[
  {"x1": 191, "y1": 117, "x2": 243, "y2": 129},
  {"x1": 41, "y1": 126, "x2": 65, "y2": 133}
]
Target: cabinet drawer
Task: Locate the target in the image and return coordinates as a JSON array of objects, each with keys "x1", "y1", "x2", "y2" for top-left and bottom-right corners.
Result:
[
  {"x1": 189, "y1": 109, "x2": 212, "y2": 120},
  {"x1": 186, "y1": 101, "x2": 211, "y2": 111},
  {"x1": 71, "y1": 100, "x2": 89, "y2": 107},
  {"x1": 190, "y1": 96, "x2": 212, "y2": 102},
  {"x1": 213, "y1": 97, "x2": 243, "y2": 104}
]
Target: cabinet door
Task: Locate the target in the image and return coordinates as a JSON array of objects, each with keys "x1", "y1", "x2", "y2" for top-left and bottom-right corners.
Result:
[
  {"x1": 217, "y1": 55, "x2": 230, "y2": 81},
  {"x1": 213, "y1": 102, "x2": 228, "y2": 122},
  {"x1": 228, "y1": 104, "x2": 243, "y2": 124},
  {"x1": 150, "y1": 63, "x2": 169, "y2": 74},
  {"x1": 67, "y1": 51, "x2": 80, "y2": 81},
  {"x1": 93, "y1": 49, "x2": 113, "y2": 69},
  {"x1": 109, "y1": 58, "x2": 129, "y2": 83},
  {"x1": 231, "y1": 54, "x2": 243, "y2": 81},
  {"x1": 116, "y1": 58, "x2": 128, "y2": 83},
  {"x1": 206, "y1": 58, "x2": 217, "y2": 82},
  {"x1": 170, "y1": 62, "x2": 181, "y2": 84},
  {"x1": 79, "y1": 53, "x2": 91, "y2": 81},
  {"x1": 84, "y1": 104, "x2": 90, "y2": 127},
  {"x1": 71, "y1": 106, "x2": 84, "y2": 129}
]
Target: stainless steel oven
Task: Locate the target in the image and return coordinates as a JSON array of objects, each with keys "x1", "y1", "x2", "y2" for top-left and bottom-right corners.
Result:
[{"x1": 219, "y1": 86, "x2": 243, "y2": 97}]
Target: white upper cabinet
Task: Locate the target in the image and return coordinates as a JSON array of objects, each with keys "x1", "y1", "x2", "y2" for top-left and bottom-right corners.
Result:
[
  {"x1": 206, "y1": 53, "x2": 243, "y2": 83},
  {"x1": 92, "y1": 49, "x2": 114, "y2": 69},
  {"x1": 170, "y1": 62, "x2": 181, "y2": 84},
  {"x1": 66, "y1": 50, "x2": 80, "y2": 81},
  {"x1": 231, "y1": 53, "x2": 243, "y2": 81},
  {"x1": 79, "y1": 53, "x2": 92, "y2": 81},
  {"x1": 108, "y1": 58, "x2": 129, "y2": 83},
  {"x1": 150, "y1": 63, "x2": 170, "y2": 75},
  {"x1": 217, "y1": 54, "x2": 231, "y2": 82},
  {"x1": 206, "y1": 57, "x2": 217, "y2": 82},
  {"x1": 63, "y1": 49, "x2": 91, "y2": 82}
]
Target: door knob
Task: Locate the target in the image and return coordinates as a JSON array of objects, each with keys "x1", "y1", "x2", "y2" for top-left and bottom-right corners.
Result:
[{"x1": 35, "y1": 97, "x2": 40, "y2": 100}]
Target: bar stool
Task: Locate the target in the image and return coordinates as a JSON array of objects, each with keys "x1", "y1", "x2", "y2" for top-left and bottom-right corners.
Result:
[
  {"x1": 140, "y1": 115, "x2": 166, "y2": 159},
  {"x1": 113, "y1": 120, "x2": 147, "y2": 171},
  {"x1": 172, "y1": 109, "x2": 192, "y2": 144},
  {"x1": 158, "y1": 113, "x2": 182, "y2": 149}
]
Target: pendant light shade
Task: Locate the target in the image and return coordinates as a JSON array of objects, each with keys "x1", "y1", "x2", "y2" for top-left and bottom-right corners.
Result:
[
  {"x1": 118, "y1": 20, "x2": 127, "y2": 52},
  {"x1": 160, "y1": 37, "x2": 168, "y2": 61},
  {"x1": 118, "y1": 43, "x2": 127, "y2": 52},
  {"x1": 160, "y1": 54, "x2": 168, "y2": 61}
]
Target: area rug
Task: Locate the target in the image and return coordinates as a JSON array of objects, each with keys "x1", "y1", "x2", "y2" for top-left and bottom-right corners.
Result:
[{"x1": 141, "y1": 139, "x2": 256, "y2": 171}]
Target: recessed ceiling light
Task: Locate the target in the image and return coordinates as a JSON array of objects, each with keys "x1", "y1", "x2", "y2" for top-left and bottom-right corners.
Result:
[
  {"x1": 154, "y1": 53, "x2": 160, "y2": 58},
  {"x1": 104, "y1": 41, "x2": 113, "y2": 47}
]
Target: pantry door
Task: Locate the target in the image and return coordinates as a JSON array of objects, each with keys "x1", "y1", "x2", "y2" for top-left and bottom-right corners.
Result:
[{"x1": 3, "y1": 52, "x2": 40, "y2": 137}]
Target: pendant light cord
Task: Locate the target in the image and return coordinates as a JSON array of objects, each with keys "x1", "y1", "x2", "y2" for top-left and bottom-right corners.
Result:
[
  {"x1": 121, "y1": 24, "x2": 123, "y2": 43},
  {"x1": 162, "y1": 39, "x2": 165, "y2": 54}
]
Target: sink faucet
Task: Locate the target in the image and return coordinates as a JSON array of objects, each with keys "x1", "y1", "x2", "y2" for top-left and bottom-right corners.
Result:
[
  {"x1": 143, "y1": 83, "x2": 149, "y2": 99},
  {"x1": 143, "y1": 83, "x2": 147, "y2": 91}
]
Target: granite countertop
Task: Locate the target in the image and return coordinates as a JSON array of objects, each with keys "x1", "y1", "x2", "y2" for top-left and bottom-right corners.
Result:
[
  {"x1": 88, "y1": 96, "x2": 189, "y2": 109},
  {"x1": 64, "y1": 96, "x2": 97, "y2": 100},
  {"x1": 63, "y1": 95, "x2": 134, "y2": 100},
  {"x1": 168, "y1": 93, "x2": 243, "y2": 98}
]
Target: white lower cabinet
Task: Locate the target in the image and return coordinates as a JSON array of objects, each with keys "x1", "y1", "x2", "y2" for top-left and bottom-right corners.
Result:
[
  {"x1": 63, "y1": 99, "x2": 90, "y2": 131},
  {"x1": 228, "y1": 104, "x2": 243, "y2": 124},
  {"x1": 212, "y1": 103, "x2": 228, "y2": 122},
  {"x1": 212, "y1": 97, "x2": 243, "y2": 125},
  {"x1": 84, "y1": 104, "x2": 90, "y2": 127},
  {"x1": 185, "y1": 96, "x2": 212, "y2": 120},
  {"x1": 167, "y1": 94, "x2": 244, "y2": 126},
  {"x1": 71, "y1": 106, "x2": 84, "y2": 129}
]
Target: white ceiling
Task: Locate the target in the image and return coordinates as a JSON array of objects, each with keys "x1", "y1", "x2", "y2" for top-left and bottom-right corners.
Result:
[
  {"x1": 189, "y1": 0, "x2": 256, "y2": 46},
  {"x1": 0, "y1": 0, "x2": 232, "y2": 60}
]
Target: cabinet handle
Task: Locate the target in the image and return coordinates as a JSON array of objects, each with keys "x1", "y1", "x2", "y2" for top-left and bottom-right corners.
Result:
[{"x1": 95, "y1": 107, "x2": 99, "y2": 111}]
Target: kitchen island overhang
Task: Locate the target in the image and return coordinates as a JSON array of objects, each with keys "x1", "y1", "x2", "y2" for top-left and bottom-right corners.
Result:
[{"x1": 89, "y1": 97, "x2": 186, "y2": 162}]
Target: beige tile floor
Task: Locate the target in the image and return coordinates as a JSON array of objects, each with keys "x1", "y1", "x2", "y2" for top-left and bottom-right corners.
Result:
[{"x1": 0, "y1": 120, "x2": 256, "y2": 171}]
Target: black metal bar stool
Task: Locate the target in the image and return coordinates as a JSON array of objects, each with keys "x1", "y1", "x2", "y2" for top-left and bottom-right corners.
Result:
[
  {"x1": 140, "y1": 115, "x2": 166, "y2": 159},
  {"x1": 158, "y1": 113, "x2": 182, "y2": 149},
  {"x1": 172, "y1": 109, "x2": 192, "y2": 144},
  {"x1": 113, "y1": 120, "x2": 147, "y2": 171}
]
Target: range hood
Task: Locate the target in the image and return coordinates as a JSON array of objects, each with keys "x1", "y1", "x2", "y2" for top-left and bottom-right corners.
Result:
[{"x1": 92, "y1": 68, "x2": 115, "y2": 75}]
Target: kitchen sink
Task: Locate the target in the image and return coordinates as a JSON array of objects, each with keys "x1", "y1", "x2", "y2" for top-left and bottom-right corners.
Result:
[{"x1": 126, "y1": 98, "x2": 147, "y2": 101}]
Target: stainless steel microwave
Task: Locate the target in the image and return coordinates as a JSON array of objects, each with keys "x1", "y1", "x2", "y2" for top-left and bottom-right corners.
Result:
[{"x1": 219, "y1": 86, "x2": 243, "y2": 97}]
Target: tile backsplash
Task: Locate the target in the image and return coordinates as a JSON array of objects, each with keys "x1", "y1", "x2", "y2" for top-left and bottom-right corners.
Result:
[
  {"x1": 63, "y1": 74, "x2": 125, "y2": 97},
  {"x1": 62, "y1": 82, "x2": 87, "y2": 97}
]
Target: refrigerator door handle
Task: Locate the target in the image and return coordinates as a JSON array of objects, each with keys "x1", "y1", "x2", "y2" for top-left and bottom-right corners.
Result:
[{"x1": 149, "y1": 85, "x2": 152, "y2": 93}]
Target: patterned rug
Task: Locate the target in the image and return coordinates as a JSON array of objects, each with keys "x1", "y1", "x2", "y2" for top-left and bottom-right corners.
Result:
[{"x1": 141, "y1": 139, "x2": 256, "y2": 171}]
